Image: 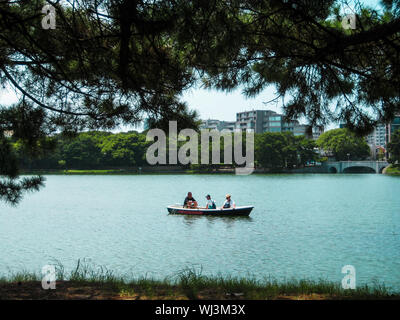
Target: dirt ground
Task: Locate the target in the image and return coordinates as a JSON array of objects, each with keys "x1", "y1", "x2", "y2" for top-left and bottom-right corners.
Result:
[
  {"x1": 0, "y1": 281, "x2": 332, "y2": 300},
  {"x1": 1, "y1": 281, "x2": 399, "y2": 300}
]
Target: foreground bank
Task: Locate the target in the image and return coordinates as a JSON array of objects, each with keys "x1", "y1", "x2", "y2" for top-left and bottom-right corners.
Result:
[
  {"x1": 1, "y1": 269, "x2": 398, "y2": 300},
  {"x1": 384, "y1": 165, "x2": 400, "y2": 175}
]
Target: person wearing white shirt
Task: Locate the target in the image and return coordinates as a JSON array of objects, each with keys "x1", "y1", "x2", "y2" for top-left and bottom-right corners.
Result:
[{"x1": 222, "y1": 194, "x2": 236, "y2": 209}]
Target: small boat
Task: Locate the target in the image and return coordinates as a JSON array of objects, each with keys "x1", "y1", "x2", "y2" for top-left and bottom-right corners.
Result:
[{"x1": 167, "y1": 205, "x2": 254, "y2": 216}]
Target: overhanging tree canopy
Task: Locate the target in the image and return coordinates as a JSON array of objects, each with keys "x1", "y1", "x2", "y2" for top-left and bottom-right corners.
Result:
[{"x1": 1, "y1": 0, "x2": 400, "y2": 203}]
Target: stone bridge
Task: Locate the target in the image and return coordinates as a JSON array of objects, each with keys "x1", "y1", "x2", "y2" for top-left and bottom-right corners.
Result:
[{"x1": 324, "y1": 161, "x2": 389, "y2": 173}]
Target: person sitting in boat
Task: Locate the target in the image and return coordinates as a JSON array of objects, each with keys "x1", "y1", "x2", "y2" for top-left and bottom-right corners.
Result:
[
  {"x1": 222, "y1": 194, "x2": 236, "y2": 209},
  {"x1": 183, "y1": 192, "x2": 198, "y2": 208},
  {"x1": 205, "y1": 194, "x2": 217, "y2": 209}
]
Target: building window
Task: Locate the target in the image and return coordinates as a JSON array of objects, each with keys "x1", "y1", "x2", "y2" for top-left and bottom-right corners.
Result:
[
  {"x1": 269, "y1": 116, "x2": 281, "y2": 121},
  {"x1": 269, "y1": 121, "x2": 281, "y2": 127}
]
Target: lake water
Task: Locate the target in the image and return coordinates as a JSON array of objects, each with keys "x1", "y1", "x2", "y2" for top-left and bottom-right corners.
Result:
[{"x1": 0, "y1": 174, "x2": 400, "y2": 289}]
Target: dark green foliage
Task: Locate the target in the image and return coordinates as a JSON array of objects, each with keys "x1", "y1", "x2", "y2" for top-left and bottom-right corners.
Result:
[
  {"x1": 0, "y1": 133, "x2": 45, "y2": 205},
  {"x1": 255, "y1": 132, "x2": 317, "y2": 169},
  {"x1": 100, "y1": 132, "x2": 149, "y2": 167},
  {"x1": 18, "y1": 131, "x2": 151, "y2": 170},
  {"x1": 60, "y1": 133, "x2": 105, "y2": 169},
  {"x1": 388, "y1": 129, "x2": 400, "y2": 164},
  {"x1": 0, "y1": 0, "x2": 197, "y2": 202},
  {"x1": 0, "y1": 102, "x2": 50, "y2": 204},
  {"x1": 316, "y1": 128, "x2": 371, "y2": 161},
  {"x1": 12, "y1": 130, "x2": 316, "y2": 172}
]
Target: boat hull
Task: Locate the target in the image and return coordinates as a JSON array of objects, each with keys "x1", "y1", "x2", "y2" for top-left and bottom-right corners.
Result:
[{"x1": 167, "y1": 205, "x2": 253, "y2": 216}]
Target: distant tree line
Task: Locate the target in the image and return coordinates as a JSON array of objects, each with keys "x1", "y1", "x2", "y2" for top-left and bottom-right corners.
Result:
[
  {"x1": 8, "y1": 127, "x2": 384, "y2": 171},
  {"x1": 12, "y1": 131, "x2": 150, "y2": 170},
  {"x1": 10, "y1": 130, "x2": 319, "y2": 171}
]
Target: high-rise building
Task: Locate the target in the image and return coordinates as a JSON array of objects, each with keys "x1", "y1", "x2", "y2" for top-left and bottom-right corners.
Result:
[
  {"x1": 341, "y1": 116, "x2": 400, "y2": 159},
  {"x1": 387, "y1": 114, "x2": 400, "y2": 144},
  {"x1": 340, "y1": 122, "x2": 387, "y2": 148},
  {"x1": 200, "y1": 119, "x2": 237, "y2": 132},
  {"x1": 235, "y1": 109, "x2": 322, "y2": 139},
  {"x1": 364, "y1": 123, "x2": 387, "y2": 160},
  {"x1": 366, "y1": 123, "x2": 386, "y2": 148},
  {"x1": 200, "y1": 109, "x2": 323, "y2": 138},
  {"x1": 311, "y1": 126, "x2": 324, "y2": 140},
  {"x1": 236, "y1": 110, "x2": 274, "y2": 133},
  {"x1": 200, "y1": 119, "x2": 222, "y2": 131},
  {"x1": 236, "y1": 110, "x2": 293, "y2": 133}
]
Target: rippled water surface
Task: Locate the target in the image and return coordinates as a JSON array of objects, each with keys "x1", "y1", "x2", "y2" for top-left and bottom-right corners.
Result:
[{"x1": 1, "y1": 174, "x2": 400, "y2": 288}]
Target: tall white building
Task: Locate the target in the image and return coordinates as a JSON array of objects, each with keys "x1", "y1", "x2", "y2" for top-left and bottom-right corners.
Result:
[
  {"x1": 366, "y1": 123, "x2": 386, "y2": 148},
  {"x1": 201, "y1": 110, "x2": 324, "y2": 139},
  {"x1": 200, "y1": 119, "x2": 237, "y2": 132}
]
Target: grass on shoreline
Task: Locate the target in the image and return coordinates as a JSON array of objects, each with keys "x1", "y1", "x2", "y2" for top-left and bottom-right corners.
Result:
[
  {"x1": 0, "y1": 261, "x2": 399, "y2": 300},
  {"x1": 385, "y1": 165, "x2": 400, "y2": 175}
]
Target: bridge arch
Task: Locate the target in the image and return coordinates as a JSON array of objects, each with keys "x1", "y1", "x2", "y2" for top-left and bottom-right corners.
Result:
[
  {"x1": 328, "y1": 167, "x2": 337, "y2": 173},
  {"x1": 324, "y1": 161, "x2": 389, "y2": 174},
  {"x1": 342, "y1": 166, "x2": 376, "y2": 173}
]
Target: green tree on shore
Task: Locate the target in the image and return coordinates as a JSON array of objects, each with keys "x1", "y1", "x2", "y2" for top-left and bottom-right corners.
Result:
[
  {"x1": 255, "y1": 132, "x2": 316, "y2": 169},
  {"x1": 316, "y1": 129, "x2": 370, "y2": 161},
  {"x1": 13, "y1": 131, "x2": 150, "y2": 170},
  {"x1": 100, "y1": 132, "x2": 149, "y2": 167},
  {"x1": 388, "y1": 130, "x2": 400, "y2": 165}
]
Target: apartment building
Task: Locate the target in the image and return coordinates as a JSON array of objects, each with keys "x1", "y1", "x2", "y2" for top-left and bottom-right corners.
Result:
[
  {"x1": 366, "y1": 123, "x2": 386, "y2": 147},
  {"x1": 200, "y1": 119, "x2": 237, "y2": 132},
  {"x1": 387, "y1": 114, "x2": 400, "y2": 144},
  {"x1": 235, "y1": 110, "x2": 323, "y2": 139},
  {"x1": 201, "y1": 110, "x2": 324, "y2": 139}
]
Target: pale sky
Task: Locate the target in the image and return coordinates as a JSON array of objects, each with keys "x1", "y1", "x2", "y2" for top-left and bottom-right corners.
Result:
[
  {"x1": 0, "y1": 0, "x2": 382, "y2": 132},
  {"x1": 182, "y1": 85, "x2": 281, "y2": 122}
]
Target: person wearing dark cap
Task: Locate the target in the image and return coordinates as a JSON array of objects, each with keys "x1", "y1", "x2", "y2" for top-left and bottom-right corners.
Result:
[{"x1": 205, "y1": 194, "x2": 217, "y2": 209}]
